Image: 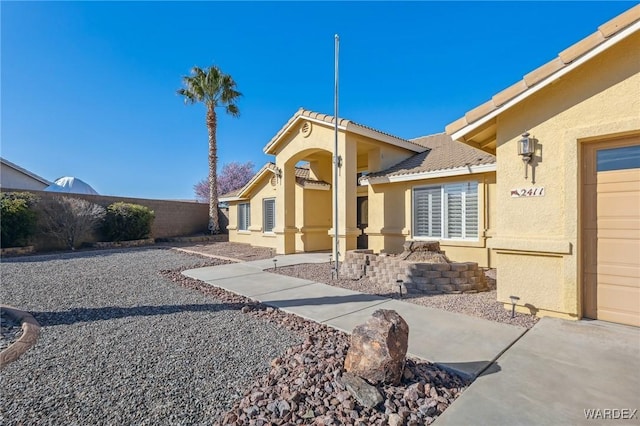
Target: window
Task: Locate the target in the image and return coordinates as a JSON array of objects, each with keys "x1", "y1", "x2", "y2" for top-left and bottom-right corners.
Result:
[
  {"x1": 238, "y1": 203, "x2": 250, "y2": 231},
  {"x1": 263, "y1": 198, "x2": 275, "y2": 233},
  {"x1": 413, "y1": 182, "x2": 478, "y2": 240},
  {"x1": 597, "y1": 145, "x2": 640, "y2": 172}
]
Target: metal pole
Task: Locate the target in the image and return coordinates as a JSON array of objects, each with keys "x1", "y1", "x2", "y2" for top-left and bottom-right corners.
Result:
[{"x1": 333, "y1": 34, "x2": 340, "y2": 279}]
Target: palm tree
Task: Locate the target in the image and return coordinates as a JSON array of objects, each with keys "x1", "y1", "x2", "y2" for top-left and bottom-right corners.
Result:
[{"x1": 178, "y1": 65, "x2": 241, "y2": 233}]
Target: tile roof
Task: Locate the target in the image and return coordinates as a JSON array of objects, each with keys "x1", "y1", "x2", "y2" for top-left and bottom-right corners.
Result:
[
  {"x1": 366, "y1": 133, "x2": 495, "y2": 179},
  {"x1": 220, "y1": 162, "x2": 328, "y2": 199},
  {"x1": 264, "y1": 108, "x2": 426, "y2": 154},
  {"x1": 446, "y1": 4, "x2": 640, "y2": 136},
  {"x1": 293, "y1": 163, "x2": 330, "y2": 189}
]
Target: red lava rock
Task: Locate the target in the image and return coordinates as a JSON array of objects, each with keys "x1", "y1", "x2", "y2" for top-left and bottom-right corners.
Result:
[{"x1": 162, "y1": 265, "x2": 469, "y2": 426}]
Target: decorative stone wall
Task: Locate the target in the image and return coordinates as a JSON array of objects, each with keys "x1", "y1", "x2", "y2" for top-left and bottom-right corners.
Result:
[
  {"x1": 0, "y1": 246, "x2": 35, "y2": 257},
  {"x1": 93, "y1": 238, "x2": 156, "y2": 249},
  {"x1": 340, "y1": 242, "x2": 488, "y2": 294}
]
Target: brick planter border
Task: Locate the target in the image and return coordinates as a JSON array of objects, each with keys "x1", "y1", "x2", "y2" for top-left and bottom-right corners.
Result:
[{"x1": 341, "y1": 250, "x2": 489, "y2": 294}]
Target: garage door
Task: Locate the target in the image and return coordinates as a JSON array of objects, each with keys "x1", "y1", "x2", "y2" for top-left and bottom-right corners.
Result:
[{"x1": 583, "y1": 137, "x2": 640, "y2": 327}]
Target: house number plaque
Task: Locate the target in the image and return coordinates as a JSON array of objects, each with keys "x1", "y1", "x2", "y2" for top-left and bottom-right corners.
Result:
[{"x1": 511, "y1": 187, "x2": 545, "y2": 197}]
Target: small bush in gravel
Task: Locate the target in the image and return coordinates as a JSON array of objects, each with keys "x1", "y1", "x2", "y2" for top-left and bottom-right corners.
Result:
[
  {"x1": 102, "y1": 202, "x2": 154, "y2": 241},
  {"x1": 0, "y1": 192, "x2": 39, "y2": 248},
  {"x1": 36, "y1": 196, "x2": 105, "y2": 250}
]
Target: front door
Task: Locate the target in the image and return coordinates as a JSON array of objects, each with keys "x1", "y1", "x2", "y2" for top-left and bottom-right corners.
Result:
[
  {"x1": 357, "y1": 196, "x2": 368, "y2": 249},
  {"x1": 582, "y1": 136, "x2": 640, "y2": 327}
]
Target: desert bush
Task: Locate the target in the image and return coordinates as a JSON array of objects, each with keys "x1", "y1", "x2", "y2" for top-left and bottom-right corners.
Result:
[
  {"x1": 37, "y1": 196, "x2": 105, "y2": 250},
  {"x1": 102, "y1": 202, "x2": 154, "y2": 241},
  {"x1": 1, "y1": 192, "x2": 39, "y2": 248}
]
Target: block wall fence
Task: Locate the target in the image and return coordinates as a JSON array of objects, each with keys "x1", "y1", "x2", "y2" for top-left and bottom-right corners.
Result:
[{"x1": 1, "y1": 188, "x2": 228, "y2": 249}]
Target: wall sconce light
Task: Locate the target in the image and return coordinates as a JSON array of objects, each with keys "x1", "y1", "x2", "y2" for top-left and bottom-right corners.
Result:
[
  {"x1": 518, "y1": 132, "x2": 535, "y2": 179},
  {"x1": 509, "y1": 295, "x2": 520, "y2": 318},
  {"x1": 274, "y1": 167, "x2": 283, "y2": 182}
]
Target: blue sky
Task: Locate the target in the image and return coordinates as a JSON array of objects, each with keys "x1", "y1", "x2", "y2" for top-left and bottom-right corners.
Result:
[{"x1": 1, "y1": 1, "x2": 635, "y2": 199}]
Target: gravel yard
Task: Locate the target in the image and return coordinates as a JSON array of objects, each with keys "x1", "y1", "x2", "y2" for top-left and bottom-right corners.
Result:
[
  {"x1": 0, "y1": 248, "x2": 300, "y2": 425},
  {"x1": 172, "y1": 242, "x2": 275, "y2": 261},
  {"x1": 270, "y1": 263, "x2": 539, "y2": 329},
  {"x1": 164, "y1": 267, "x2": 468, "y2": 425},
  {"x1": 0, "y1": 313, "x2": 23, "y2": 352}
]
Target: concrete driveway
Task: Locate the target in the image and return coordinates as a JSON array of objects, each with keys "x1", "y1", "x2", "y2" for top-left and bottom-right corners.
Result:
[{"x1": 435, "y1": 317, "x2": 640, "y2": 425}]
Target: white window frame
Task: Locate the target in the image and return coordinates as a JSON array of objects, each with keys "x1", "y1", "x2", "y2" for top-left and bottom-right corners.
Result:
[
  {"x1": 237, "y1": 202, "x2": 250, "y2": 231},
  {"x1": 412, "y1": 181, "x2": 479, "y2": 241},
  {"x1": 263, "y1": 198, "x2": 275, "y2": 234}
]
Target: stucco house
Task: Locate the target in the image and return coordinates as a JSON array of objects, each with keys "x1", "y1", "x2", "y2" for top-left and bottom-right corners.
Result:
[
  {"x1": 222, "y1": 109, "x2": 496, "y2": 267},
  {"x1": 0, "y1": 157, "x2": 51, "y2": 191},
  {"x1": 446, "y1": 5, "x2": 639, "y2": 326},
  {"x1": 222, "y1": 5, "x2": 639, "y2": 326}
]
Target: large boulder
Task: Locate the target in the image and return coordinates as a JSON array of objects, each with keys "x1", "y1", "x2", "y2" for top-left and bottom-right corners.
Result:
[
  {"x1": 401, "y1": 240, "x2": 450, "y2": 263},
  {"x1": 343, "y1": 309, "x2": 409, "y2": 385}
]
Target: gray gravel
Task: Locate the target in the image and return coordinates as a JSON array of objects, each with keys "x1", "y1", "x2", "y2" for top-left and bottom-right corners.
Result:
[
  {"x1": 0, "y1": 311, "x2": 23, "y2": 351},
  {"x1": 0, "y1": 248, "x2": 301, "y2": 425},
  {"x1": 270, "y1": 263, "x2": 539, "y2": 329}
]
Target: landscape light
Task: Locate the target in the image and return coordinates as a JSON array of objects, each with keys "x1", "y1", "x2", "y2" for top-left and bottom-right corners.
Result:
[{"x1": 509, "y1": 295, "x2": 520, "y2": 318}]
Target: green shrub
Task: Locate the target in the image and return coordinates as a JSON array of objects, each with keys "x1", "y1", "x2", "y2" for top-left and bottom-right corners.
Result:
[
  {"x1": 1, "y1": 192, "x2": 39, "y2": 248},
  {"x1": 102, "y1": 202, "x2": 155, "y2": 241}
]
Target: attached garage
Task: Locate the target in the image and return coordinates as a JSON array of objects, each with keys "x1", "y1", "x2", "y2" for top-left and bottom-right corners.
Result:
[
  {"x1": 582, "y1": 136, "x2": 640, "y2": 327},
  {"x1": 446, "y1": 5, "x2": 640, "y2": 324}
]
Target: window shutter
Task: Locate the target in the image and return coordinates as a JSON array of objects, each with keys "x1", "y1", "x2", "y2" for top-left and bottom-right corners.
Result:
[
  {"x1": 238, "y1": 203, "x2": 250, "y2": 231},
  {"x1": 464, "y1": 182, "x2": 478, "y2": 238},
  {"x1": 263, "y1": 199, "x2": 275, "y2": 232},
  {"x1": 413, "y1": 187, "x2": 441, "y2": 237},
  {"x1": 445, "y1": 184, "x2": 463, "y2": 238}
]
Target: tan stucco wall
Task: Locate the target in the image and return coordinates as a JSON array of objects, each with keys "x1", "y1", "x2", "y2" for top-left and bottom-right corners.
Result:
[
  {"x1": 366, "y1": 172, "x2": 497, "y2": 267},
  {"x1": 490, "y1": 32, "x2": 640, "y2": 319},
  {"x1": 227, "y1": 172, "x2": 279, "y2": 249},
  {"x1": 263, "y1": 120, "x2": 420, "y2": 258}
]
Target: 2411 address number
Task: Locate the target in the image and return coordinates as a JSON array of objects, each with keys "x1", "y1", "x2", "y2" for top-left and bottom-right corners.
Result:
[{"x1": 511, "y1": 187, "x2": 545, "y2": 197}]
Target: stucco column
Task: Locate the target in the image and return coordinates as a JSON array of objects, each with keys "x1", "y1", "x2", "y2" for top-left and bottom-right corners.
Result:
[
  {"x1": 331, "y1": 136, "x2": 358, "y2": 260},
  {"x1": 274, "y1": 162, "x2": 296, "y2": 254}
]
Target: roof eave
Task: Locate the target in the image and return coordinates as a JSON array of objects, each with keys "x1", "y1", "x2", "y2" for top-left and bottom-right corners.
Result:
[
  {"x1": 346, "y1": 123, "x2": 427, "y2": 153},
  {"x1": 235, "y1": 163, "x2": 276, "y2": 198},
  {"x1": 0, "y1": 157, "x2": 52, "y2": 186},
  {"x1": 263, "y1": 111, "x2": 426, "y2": 155},
  {"x1": 263, "y1": 114, "x2": 347, "y2": 155},
  {"x1": 219, "y1": 196, "x2": 248, "y2": 202},
  {"x1": 362, "y1": 163, "x2": 497, "y2": 185},
  {"x1": 449, "y1": 19, "x2": 640, "y2": 144}
]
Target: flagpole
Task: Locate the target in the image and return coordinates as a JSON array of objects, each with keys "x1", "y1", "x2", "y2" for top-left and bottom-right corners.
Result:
[{"x1": 333, "y1": 34, "x2": 340, "y2": 279}]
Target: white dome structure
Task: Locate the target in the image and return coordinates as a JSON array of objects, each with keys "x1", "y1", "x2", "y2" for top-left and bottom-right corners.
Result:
[{"x1": 45, "y1": 176, "x2": 99, "y2": 195}]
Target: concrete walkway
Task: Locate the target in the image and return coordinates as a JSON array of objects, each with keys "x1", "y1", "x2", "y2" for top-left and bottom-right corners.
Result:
[
  {"x1": 184, "y1": 253, "x2": 640, "y2": 425},
  {"x1": 184, "y1": 254, "x2": 640, "y2": 426},
  {"x1": 183, "y1": 253, "x2": 526, "y2": 379}
]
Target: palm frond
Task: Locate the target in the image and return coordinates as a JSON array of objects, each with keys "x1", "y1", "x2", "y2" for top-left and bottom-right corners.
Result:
[
  {"x1": 225, "y1": 103, "x2": 240, "y2": 117},
  {"x1": 178, "y1": 64, "x2": 241, "y2": 116}
]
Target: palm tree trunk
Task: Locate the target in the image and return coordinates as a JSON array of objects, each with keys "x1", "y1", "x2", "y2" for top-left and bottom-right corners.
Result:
[{"x1": 207, "y1": 107, "x2": 220, "y2": 234}]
